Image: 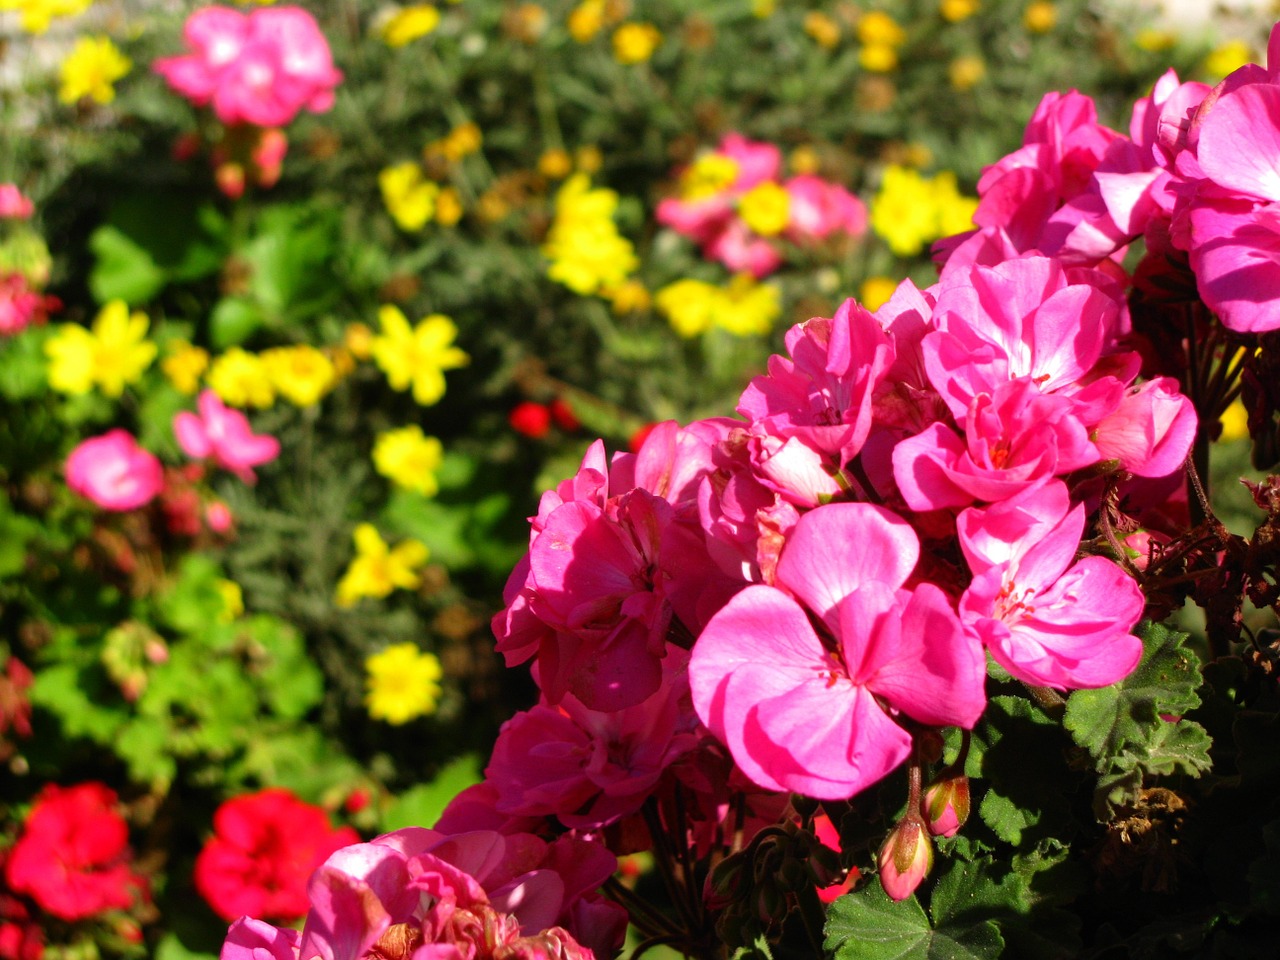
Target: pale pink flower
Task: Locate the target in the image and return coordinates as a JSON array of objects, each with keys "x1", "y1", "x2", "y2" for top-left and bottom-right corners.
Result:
[
  {"x1": 689, "y1": 502, "x2": 986, "y2": 800},
  {"x1": 784, "y1": 175, "x2": 868, "y2": 243},
  {"x1": 66, "y1": 430, "x2": 164, "y2": 511},
  {"x1": 0, "y1": 184, "x2": 34, "y2": 220},
  {"x1": 705, "y1": 219, "x2": 784, "y2": 277},
  {"x1": 174, "y1": 389, "x2": 280, "y2": 482},
  {"x1": 1092, "y1": 376, "x2": 1197, "y2": 478},
  {"x1": 958, "y1": 481, "x2": 1144, "y2": 689}
]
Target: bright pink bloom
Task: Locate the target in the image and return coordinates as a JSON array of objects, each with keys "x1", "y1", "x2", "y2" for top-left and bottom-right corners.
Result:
[
  {"x1": 221, "y1": 918, "x2": 300, "y2": 960},
  {"x1": 689, "y1": 503, "x2": 986, "y2": 800},
  {"x1": 0, "y1": 274, "x2": 55, "y2": 336},
  {"x1": 174, "y1": 389, "x2": 280, "y2": 482},
  {"x1": 892, "y1": 377, "x2": 1099, "y2": 510},
  {"x1": 0, "y1": 185, "x2": 33, "y2": 220},
  {"x1": 65, "y1": 430, "x2": 164, "y2": 511},
  {"x1": 5, "y1": 783, "x2": 145, "y2": 921},
  {"x1": 194, "y1": 788, "x2": 359, "y2": 922},
  {"x1": 155, "y1": 6, "x2": 341, "y2": 128},
  {"x1": 922, "y1": 257, "x2": 1124, "y2": 424},
  {"x1": 958, "y1": 481, "x2": 1144, "y2": 689},
  {"x1": 784, "y1": 175, "x2": 868, "y2": 243},
  {"x1": 1092, "y1": 376, "x2": 1196, "y2": 478},
  {"x1": 485, "y1": 654, "x2": 702, "y2": 830},
  {"x1": 705, "y1": 219, "x2": 784, "y2": 277}
]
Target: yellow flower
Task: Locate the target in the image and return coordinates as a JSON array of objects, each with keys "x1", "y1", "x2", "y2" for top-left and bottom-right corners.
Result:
[
  {"x1": 870, "y1": 165, "x2": 939, "y2": 257},
  {"x1": 542, "y1": 174, "x2": 638, "y2": 295},
  {"x1": 207, "y1": 348, "x2": 275, "y2": 408},
  {"x1": 371, "y1": 306, "x2": 469, "y2": 406},
  {"x1": 803, "y1": 12, "x2": 840, "y2": 49},
  {"x1": 45, "y1": 300, "x2": 156, "y2": 397},
  {"x1": 752, "y1": 0, "x2": 776, "y2": 15},
  {"x1": 261, "y1": 344, "x2": 335, "y2": 407},
  {"x1": 940, "y1": 0, "x2": 980, "y2": 22},
  {"x1": 504, "y1": 3, "x2": 547, "y2": 43},
  {"x1": 1134, "y1": 28, "x2": 1176, "y2": 53},
  {"x1": 949, "y1": 55, "x2": 985, "y2": 92},
  {"x1": 1022, "y1": 0, "x2": 1056, "y2": 32},
  {"x1": 2, "y1": 0, "x2": 91, "y2": 35},
  {"x1": 161, "y1": 340, "x2": 209, "y2": 395},
  {"x1": 1204, "y1": 40, "x2": 1252, "y2": 81},
  {"x1": 379, "y1": 4, "x2": 440, "y2": 47},
  {"x1": 335, "y1": 524, "x2": 429, "y2": 608},
  {"x1": 215, "y1": 579, "x2": 244, "y2": 623},
  {"x1": 789, "y1": 145, "x2": 821, "y2": 176},
  {"x1": 654, "y1": 274, "x2": 780, "y2": 338},
  {"x1": 1219, "y1": 399, "x2": 1250, "y2": 443},
  {"x1": 604, "y1": 279, "x2": 651, "y2": 314},
  {"x1": 379, "y1": 162, "x2": 439, "y2": 232},
  {"x1": 677, "y1": 153, "x2": 739, "y2": 202},
  {"x1": 364, "y1": 642, "x2": 443, "y2": 724},
  {"x1": 860, "y1": 275, "x2": 899, "y2": 312},
  {"x1": 575, "y1": 145, "x2": 603, "y2": 174},
  {"x1": 933, "y1": 170, "x2": 979, "y2": 237},
  {"x1": 59, "y1": 35, "x2": 131, "y2": 105},
  {"x1": 716, "y1": 273, "x2": 781, "y2": 336},
  {"x1": 612, "y1": 22, "x2": 661, "y2": 64},
  {"x1": 859, "y1": 43, "x2": 898, "y2": 73},
  {"x1": 344, "y1": 322, "x2": 374, "y2": 360},
  {"x1": 857, "y1": 11, "x2": 906, "y2": 47},
  {"x1": 372, "y1": 425, "x2": 444, "y2": 496},
  {"x1": 738, "y1": 181, "x2": 791, "y2": 237},
  {"x1": 435, "y1": 186, "x2": 464, "y2": 227},
  {"x1": 538, "y1": 148, "x2": 574, "y2": 180},
  {"x1": 444, "y1": 122, "x2": 483, "y2": 161},
  {"x1": 568, "y1": 0, "x2": 605, "y2": 42}
]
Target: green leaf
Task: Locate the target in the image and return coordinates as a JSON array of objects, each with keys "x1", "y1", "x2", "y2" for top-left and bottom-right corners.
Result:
[
  {"x1": 29, "y1": 662, "x2": 126, "y2": 744},
  {"x1": 88, "y1": 224, "x2": 167, "y2": 305},
  {"x1": 209, "y1": 296, "x2": 267, "y2": 349},
  {"x1": 116, "y1": 718, "x2": 178, "y2": 789},
  {"x1": 825, "y1": 883, "x2": 1004, "y2": 960},
  {"x1": 729, "y1": 933, "x2": 774, "y2": 960},
  {"x1": 154, "y1": 932, "x2": 219, "y2": 960},
  {"x1": 381, "y1": 754, "x2": 483, "y2": 832},
  {"x1": 0, "y1": 331, "x2": 53, "y2": 400},
  {"x1": 1064, "y1": 621, "x2": 1212, "y2": 816}
]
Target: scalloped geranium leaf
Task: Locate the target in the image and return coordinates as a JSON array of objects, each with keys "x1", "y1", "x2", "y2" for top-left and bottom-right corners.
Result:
[
  {"x1": 1063, "y1": 621, "x2": 1211, "y2": 815},
  {"x1": 824, "y1": 882, "x2": 1004, "y2": 960}
]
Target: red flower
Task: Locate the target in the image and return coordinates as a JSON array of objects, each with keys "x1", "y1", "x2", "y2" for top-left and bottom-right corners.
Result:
[
  {"x1": 509, "y1": 401, "x2": 552, "y2": 439},
  {"x1": 194, "y1": 788, "x2": 359, "y2": 922},
  {"x1": 5, "y1": 783, "x2": 144, "y2": 922}
]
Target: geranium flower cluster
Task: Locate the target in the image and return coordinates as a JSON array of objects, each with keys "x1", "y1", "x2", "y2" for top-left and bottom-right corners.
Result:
[
  {"x1": 474, "y1": 225, "x2": 1195, "y2": 905},
  {"x1": 0, "y1": 184, "x2": 58, "y2": 338},
  {"x1": 657, "y1": 133, "x2": 868, "y2": 277},
  {"x1": 220, "y1": 826, "x2": 625, "y2": 960},
  {"x1": 933, "y1": 21, "x2": 1280, "y2": 336}
]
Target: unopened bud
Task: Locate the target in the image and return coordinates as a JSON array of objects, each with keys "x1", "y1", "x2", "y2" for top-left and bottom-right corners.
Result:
[
  {"x1": 922, "y1": 773, "x2": 970, "y2": 838},
  {"x1": 878, "y1": 818, "x2": 932, "y2": 902}
]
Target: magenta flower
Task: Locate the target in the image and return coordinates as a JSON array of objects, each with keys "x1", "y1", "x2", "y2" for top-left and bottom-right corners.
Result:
[
  {"x1": 689, "y1": 502, "x2": 986, "y2": 800},
  {"x1": 155, "y1": 6, "x2": 341, "y2": 128},
  {"x1": 174, "y1": 389, "x2": 280, "y2": 482},
  {"x1": 65, "y1": 430, "x2": 164, "y2": 511},
  {"x1": 958, "y1": 481, "x2": 1144, "y2": 689}
]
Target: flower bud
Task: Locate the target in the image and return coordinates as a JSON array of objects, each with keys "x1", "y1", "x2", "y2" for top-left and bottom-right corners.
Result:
[
  {"x1": 922, "y1": 773, "x2": 970, "y2": 838},
  {"x1": 877, "y1": 818, "x2": 932, "y2": 902}
]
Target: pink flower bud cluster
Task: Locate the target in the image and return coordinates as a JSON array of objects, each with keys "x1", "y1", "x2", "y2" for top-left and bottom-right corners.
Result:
[
  {"x1": 935, "y1": 22, "x2": 1280, "y2": 333},
  {"x1": 154, "y1": 6, "x2": 341, "y2": 129},
  {"x1": 656, "y1": 133, "x2": 868, "y2": 277}
]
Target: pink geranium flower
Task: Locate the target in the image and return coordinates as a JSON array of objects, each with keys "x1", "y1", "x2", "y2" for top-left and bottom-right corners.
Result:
[
  {"x1": 689, "y1": 502, "x2": 986, "y2": 800},
  {"x1": 0, "y1": 184, "x2": 34, "y2": 220},
  {"x1": 65, "y1": 430, "x2": 164, "y2": 511},
  {"x1": 174, "y1": 389, "x2": 280, "y2": 482},
  {"x1": 958, "y1": 481, "x2": 1144, "y2": 689}
]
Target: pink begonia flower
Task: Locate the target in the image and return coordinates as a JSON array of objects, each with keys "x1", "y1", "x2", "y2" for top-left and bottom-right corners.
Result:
[
  {"x1": 485, "y1": 653, "x2": 702, "y2": 830},
  {"x1": 155, "y1": 6, "x2": 341, "y2": 129},
  {"x1": 689, "y1": 502, "x2": 986, "y2": 800},
  {"x1": 958, "y1": 481, "x2": 1144, "y2": 689},
  {"x1": 0, "y1": 184, "x2": 34, "y2": 220},
  {"x1": 1092, "y1": 376, "x2": 1197, "y2": 478},
  {"x1": 784, "y1": 175, "x2": 868, "y2": 243},
  {"x1": 738, "y1": 297, "x2": 895, "y2": 465},
  {"x1": 922, "y1": 256, "x2": 1123, "y2": 424},
  {"x1": 65, "y1": 430, "x2": 165, "y2": 511},
  {"x1": 892, "y1": 377, "x2": 1099, "y2": 511},
  {"x1": 174, "y1": 389, "x2": 280, "y2": 482}
]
